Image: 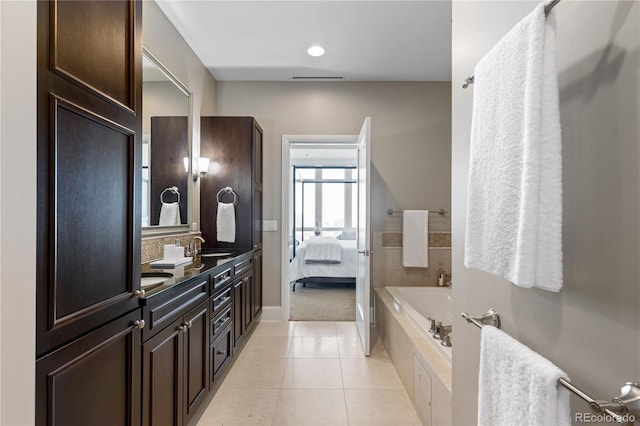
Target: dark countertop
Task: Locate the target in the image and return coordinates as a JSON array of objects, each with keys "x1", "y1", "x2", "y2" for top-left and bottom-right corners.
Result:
[{"x1": 139, "y1": 249, "x2": 251, "y2": 300}]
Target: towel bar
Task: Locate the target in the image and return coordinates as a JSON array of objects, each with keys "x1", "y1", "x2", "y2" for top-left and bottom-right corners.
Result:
[
  {"x1": 461, "y1": 309, "x2": 640, "y2": 423},
  {"x1": 462, "y1": 0, "x2": 563, "y2": 89},
  {"x1": 386, "y1": 209, "x2": 447, "y2": 216}
]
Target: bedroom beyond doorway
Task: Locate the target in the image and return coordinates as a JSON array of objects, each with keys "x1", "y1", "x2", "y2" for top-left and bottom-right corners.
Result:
[{"x1": 282, "y1": 136, "x2": 360, "y2": 321}]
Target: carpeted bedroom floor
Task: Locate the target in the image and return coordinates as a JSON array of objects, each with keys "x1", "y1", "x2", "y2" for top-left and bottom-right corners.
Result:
[{"x1": 289, "y1": 283, "x2": 356, "y2": 321}]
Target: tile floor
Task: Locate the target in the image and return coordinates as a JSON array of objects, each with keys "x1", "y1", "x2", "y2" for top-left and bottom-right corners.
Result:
[{"x1": 197, "y1": 321, "x2": 421, "y2": 426}]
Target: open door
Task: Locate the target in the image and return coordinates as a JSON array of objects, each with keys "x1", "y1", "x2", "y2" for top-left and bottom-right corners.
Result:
[{"x1": 356, "y1": 117, "x2": 371, "y2": 356}]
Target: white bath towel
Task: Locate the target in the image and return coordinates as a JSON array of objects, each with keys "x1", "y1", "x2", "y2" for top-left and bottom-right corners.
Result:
[
  {"x1": 304, "y1": 237, "x2": 342, "y2": 263},
  {"x1": 465, "y1": 3, "x2": 563, "y2": 291},
  {"x1": 159, "y1": 202, "x2": 181, "y2": 226},
  {"x1": 216, "y1": 202, "x2": 236, "y2": 243},
  {"x1": 402, "y1": 210, "x2": 429, "y2": 268},
  {"x1": 478, "y1": 326, "x2": 571, "y2": 426}
]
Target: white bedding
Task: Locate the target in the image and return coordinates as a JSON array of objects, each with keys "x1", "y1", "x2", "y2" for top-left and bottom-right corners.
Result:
[{"x1": 289, "y1": 239, "x2": 357, "y2": 283}]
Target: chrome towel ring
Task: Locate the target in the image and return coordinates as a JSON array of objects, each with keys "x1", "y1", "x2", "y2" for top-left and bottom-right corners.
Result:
[
  {"x1": 161, "y1": 186, "x2": 180, "y2": 203},
  {"x1": 216, "y1": 186, "x2": 238, "y2": 205}
]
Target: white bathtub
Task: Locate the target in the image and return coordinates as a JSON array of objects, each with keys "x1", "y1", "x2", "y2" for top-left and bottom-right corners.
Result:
[{"x1": 384, "y1": 286, "x2": 453, "y2": 363}]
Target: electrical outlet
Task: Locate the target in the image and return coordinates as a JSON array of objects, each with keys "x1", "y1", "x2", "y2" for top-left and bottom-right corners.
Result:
[{"x1": 263, "y1": 220, "x2": 278, "y2": 231}]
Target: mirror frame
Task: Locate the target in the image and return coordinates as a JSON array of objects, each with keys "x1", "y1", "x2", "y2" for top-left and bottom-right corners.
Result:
[{"x1": 141, "y1": 46, "x2": 194, "y2": 237}]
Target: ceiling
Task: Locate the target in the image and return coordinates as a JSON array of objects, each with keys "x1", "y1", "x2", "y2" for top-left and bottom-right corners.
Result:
[{"x1": 155, "y1": 1, "x2": 452, "y2": 82}]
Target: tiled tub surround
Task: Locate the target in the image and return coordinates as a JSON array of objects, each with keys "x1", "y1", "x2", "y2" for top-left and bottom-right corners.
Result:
[
  {"x1": 375, "y1": 287, "x2": 452, "y2": 425},
  {"x1": 372, "y1": 232, "x2": 452, "y2": 288}
]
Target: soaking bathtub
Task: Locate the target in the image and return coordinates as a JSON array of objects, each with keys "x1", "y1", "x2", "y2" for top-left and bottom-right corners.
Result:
[
  {"x1": 384, "y1": 286, "x2": 452, "y2": 362},
  {"x1": 374, "y1": 286, "x2": 452, "y2": 425}
]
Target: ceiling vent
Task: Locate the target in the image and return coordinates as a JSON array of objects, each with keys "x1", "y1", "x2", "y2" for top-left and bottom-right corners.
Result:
[{"x1": 292, "y1": 76, "x2": 344, "y2": 80}]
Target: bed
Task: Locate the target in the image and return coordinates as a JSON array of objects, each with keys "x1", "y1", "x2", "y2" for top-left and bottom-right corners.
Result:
[{"x1": 289, "y1": 237, "x2": 357, "y2": 291}]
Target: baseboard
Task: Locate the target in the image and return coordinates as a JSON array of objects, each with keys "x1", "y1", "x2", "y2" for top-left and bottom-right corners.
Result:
[{"x1": 260, "y1": 306, "x2": 283, "y2": 321}]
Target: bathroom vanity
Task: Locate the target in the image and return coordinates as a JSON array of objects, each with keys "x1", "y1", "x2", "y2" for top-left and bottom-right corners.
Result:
[{"x1": 140, "y1": 250, "x2": 262, "y2": 426}]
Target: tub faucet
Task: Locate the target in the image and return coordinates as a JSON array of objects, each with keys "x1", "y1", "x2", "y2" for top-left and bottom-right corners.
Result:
[
  {"x1": 427, "y1": 317, "x2": 436, "y2": 334},
  {"x1": 187, "y1": 236, "x2": 205, "y2": 257},
  {"x1": 440, "y1": 328, "x2": 452, "y2": 347}
]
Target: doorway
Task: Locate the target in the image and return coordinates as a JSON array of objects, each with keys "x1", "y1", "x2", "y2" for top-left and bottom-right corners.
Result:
[{"x1": 281, "y1": 135, "x2": 359, "y2": 322}]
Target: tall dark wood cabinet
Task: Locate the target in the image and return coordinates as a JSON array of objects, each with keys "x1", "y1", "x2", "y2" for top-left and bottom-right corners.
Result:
[
  {"x1": 200, "y1": 117, "x2": 263, "y2": 251},
  {"x1": 36, "y1": 1, "x2": 143, "y2": 425},
  {"x1": 150, "y1": 116, "x2": 189, "y2": 226}
]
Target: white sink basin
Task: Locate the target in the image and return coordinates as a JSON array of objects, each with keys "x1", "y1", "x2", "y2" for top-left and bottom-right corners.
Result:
[
  {"x1": 140, "y1": 272, "x2": 173, "y2": 288},
  {"x1": 199, "y1": 252, "x2": 234, "y2": 258}
]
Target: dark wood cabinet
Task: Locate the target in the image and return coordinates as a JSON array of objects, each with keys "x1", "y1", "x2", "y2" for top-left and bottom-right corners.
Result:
[
  {"x1": 243, "y1": 269, "x2": 255, "y2": 332},
  {"x1": 142, "y1": 300, "x2": 209, "y2": 426},
  {"x1": 233, "y1": 276, "x2": 244, "y2": 348},
  {"x1": 150, "y1": 116, "x2": 189, "y2": 225},
  {"x1": 253, "y1": 250, "x2": 263, "y2": 319},
  {"x1": 200, "y1": 117, "x2": 263, "y2": 250},
  {"x1": 142, "y1": 317, "x2": 183, "y2": 426},
  {"x1": 36, "y1": 310, "x2": 142, "y2": 426},
  {"x1": 36, "y1": 1, "x2": 143, "y2": 424},
  {"x1": 36, "y1": 0, "x2": 143, "y2": 356}
]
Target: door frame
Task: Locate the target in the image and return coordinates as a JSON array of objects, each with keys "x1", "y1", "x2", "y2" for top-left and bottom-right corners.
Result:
[{"x1": 280, "y1": 134, "x2": 358, "y2": 321}]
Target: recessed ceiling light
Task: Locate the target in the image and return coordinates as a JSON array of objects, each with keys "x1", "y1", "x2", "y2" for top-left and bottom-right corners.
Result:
[{"x1": 307, "y1": 45, "x2": 325, "y2": 57}]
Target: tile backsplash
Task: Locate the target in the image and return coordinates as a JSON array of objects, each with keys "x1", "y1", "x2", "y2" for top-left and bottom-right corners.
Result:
[
  {"x1": 141, "y1": 231, "x2": 202, "y2": 264},
  {"x1": 373, "y1": 231, "x2": 452, "y2": 288}
]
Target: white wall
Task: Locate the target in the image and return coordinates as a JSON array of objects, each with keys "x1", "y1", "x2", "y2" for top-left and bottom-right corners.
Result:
[
  {"x1": 216, "y1": 81, "x2": 451, "y2": 307},
  {"x1": 143, "y1": 0, "x2": 218, "y2": 231},
  {"x1": 452, "y1": 2, "x2": 640, "y2": 424},
  {"x1": 0, "y1": 1, "x2": 37, "y2": 424}
]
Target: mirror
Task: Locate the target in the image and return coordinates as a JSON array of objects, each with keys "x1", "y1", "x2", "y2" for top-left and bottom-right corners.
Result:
[{"x1": 142, "y1": 47, "x2": 192, "y2": 229}]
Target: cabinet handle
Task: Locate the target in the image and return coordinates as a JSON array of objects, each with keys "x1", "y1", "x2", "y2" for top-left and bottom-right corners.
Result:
[
  {"x1": 216, "y1": 350, "x2": 225, "y2": 355},
  {"x1": 133, "y1": 319, "x2": 145, "y2": 329},
  {"x1": 177, "y1": 324, "x2": 186, "y2": 332},
  {"x1": 134, "y1": 289, "x2": 146, "y2": 298},
  {"x1": 186, "y1": 320, "x2": 193, "y2": 329}
]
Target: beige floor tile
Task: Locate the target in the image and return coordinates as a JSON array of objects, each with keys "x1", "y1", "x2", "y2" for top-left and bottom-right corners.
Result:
[
  {"x1": 288, "y1": 336, "x2": 340, "y2": 358},
  {"x1": 271, "y1": 390, "x2": 348, "y2": 426},
  {"x1": 223, "y1": 357, "x2": 287, "y2": 389},
  {"x1": 336, "y1": 337, "x2": 390, "y2": 359},
  {"x1": 335, "y1": 321, "x2": 359, "y2": 338},
  {"x1": 253, "y1": 321, "x2": 296, "y2": 337},
  {"x1": 281, "y1": 358, "x2": 343, "y2": 389},
  {"x1": 242, "y1": 336, "x2": 293, "y2": 358},
  {"x1": 340, "y1": 358, "x2": 404, "y2": 389},
  {"x1": 344, "y1": 389, "x2": 421, "y2": 426},
  {"x1": 196, "y1": 389, "x2": 280, "y2": 426},
  {"x1": 292, "y1": 321, "x2": 337, "y2": 337}
]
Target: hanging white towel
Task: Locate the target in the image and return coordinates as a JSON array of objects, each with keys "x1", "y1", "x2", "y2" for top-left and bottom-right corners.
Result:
[
  {"x1": 402, "y1": 210, "x2": 429, "y2": 268},
  {"x1": 216, "y1": 202, "x2": 236, "y2": 243},
  {"x1": 159, "y1": 202, "x2": 181, "y2": 226},
  {"x1": 465, "y1": 3, "x2": 563, "y2": 291},
  {"x1": 478, "y1": 326, "x2": 571, "y2": 426}
]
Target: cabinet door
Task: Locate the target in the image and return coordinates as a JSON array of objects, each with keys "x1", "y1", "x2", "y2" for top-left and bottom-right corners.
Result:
[
  {"x1": 253, "y1": 250, "x2": 263, "y2": 318},
  {"x1": 183, "y1": 301, "x2": 210, "y2": 425},
  {"x1": 142, "y1": 317, "x2": 184, "y2": 426},
  {"x1": 233, "y1": 278, "x2": 243, "y2": 347},
  {"x1": 36, "y1": 310, "x2": 141, "y2": 426},
  {"x1": 243, "y1": 270, "x2": 254, "y2": 332},
  {"x1": 36, "y1": 0, "x2": 143, "y2": 356},
  {"x1": 252, "y1": 120, "x2": 263, "y2": 249}
]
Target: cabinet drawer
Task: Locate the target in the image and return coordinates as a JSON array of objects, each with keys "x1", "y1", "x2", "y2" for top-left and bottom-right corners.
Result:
[
  {"x1": 210, "y1": 324, "x2": 232, "y2": 383},
  {"x1": 211, "y1": 268, "x2": 232, "y2": 293},
  {"x1": 143, "y1": 279, "x2": 208, "y2": 341},
  {"x1": 211, "y1": 287, "x2": 232, "y2": 318},
  {"x1": 234, "y1": 257, "x2": 252, "y2": 276},
  {"x1": 210, "y1": 306, "x2": 232, "y2": 342}
]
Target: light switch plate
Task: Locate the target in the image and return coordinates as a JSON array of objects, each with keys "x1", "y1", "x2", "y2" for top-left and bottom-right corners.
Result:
[{"x1": 263, "y1": 220, "x2": 278, "y2": 231}]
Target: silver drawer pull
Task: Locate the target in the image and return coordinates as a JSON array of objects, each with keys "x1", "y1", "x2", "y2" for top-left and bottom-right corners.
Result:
[
  {"x1": 134, "y1": 289, "x2": 146, "y2": 298},
  {"x1": 133, "y1": 319, "x2": 145, "y2": 329}
]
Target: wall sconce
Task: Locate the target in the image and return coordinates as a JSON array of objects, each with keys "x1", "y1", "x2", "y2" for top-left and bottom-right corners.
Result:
[{"x1": 183, "y1": 156, "x2": 211, "y2": 181}]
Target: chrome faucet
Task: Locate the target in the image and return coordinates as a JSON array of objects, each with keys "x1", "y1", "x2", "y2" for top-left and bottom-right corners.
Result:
[{"x1": 186, "y1": 236, "x2": 205, "y2": 257}]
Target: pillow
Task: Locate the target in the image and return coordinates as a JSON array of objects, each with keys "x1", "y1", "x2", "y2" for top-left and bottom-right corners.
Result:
[{"x1": 338, "y1": 229, "x2": 356, "y2": 240}]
